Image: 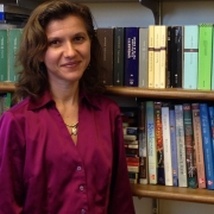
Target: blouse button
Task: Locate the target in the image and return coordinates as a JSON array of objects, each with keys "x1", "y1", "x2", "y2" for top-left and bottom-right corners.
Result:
[
  {"x1": 77, "y1": 166, "x2": 82, "y2": 171},
  {"x1": 79, "y1": 185, "x2": 84, "y2": 192},
  {"x1": 81, "y1": 208, "x2": 86, "y2": 214}
]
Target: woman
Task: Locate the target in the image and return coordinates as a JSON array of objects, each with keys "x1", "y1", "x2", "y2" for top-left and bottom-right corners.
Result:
[{"x1": 0, "y1": 0, "x2": 135, "y2": 213}]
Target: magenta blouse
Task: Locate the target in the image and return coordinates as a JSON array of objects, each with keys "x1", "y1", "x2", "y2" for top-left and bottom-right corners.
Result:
[{"x1": 0, "y1": 90, "x2": 135, "y2": 214}]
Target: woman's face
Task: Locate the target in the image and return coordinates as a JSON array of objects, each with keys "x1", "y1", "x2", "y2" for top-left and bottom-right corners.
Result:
[{"x1": 42, "y1": 15, "x2": 91, "y2": 86}]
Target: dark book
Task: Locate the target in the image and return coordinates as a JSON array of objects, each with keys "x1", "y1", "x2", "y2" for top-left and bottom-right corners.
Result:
[
  {"x1": 96, "y1": 27, "x2": 114, "y2": 86},
  {"x1": 113, "y1": 27, "x2": 124, "y2": 86},
  {"x1": 124, "y1": 27, "x2": 139, "y2": 86},
  {"x1": 168, "y1": 26, "x2": 183, "y2": 88}
]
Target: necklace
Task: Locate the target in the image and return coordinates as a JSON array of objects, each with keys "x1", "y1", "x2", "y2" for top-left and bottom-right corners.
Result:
[{"x1": 65, "y1": 122, "x2": 79, "y2": 136}]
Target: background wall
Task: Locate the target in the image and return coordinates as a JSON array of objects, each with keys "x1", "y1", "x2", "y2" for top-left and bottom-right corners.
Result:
[{"x1": 84, "y1": 1, "x2": 214, "y2": 214}]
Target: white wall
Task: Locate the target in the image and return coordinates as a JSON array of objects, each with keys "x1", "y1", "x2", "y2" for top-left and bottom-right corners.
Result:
[{"x1": 85, "y1": 1, "x2": 214, "y2": 214}]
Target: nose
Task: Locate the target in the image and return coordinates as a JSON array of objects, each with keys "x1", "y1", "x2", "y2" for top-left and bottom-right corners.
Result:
[{"x1": 63, "y1": 41, "x2": 76, "y2": 57}]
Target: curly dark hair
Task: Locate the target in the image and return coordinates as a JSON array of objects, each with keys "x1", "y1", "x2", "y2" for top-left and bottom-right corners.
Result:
[{"x1": 14, "y1": 0, "x2": 105, "y2": 100}]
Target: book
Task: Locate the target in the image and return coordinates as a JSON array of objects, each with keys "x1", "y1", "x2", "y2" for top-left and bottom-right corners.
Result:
[
  {"x1": 96, "y1": 27, "x2": 114, "y2": 86},
  {"x1": 169, "y1": 105, "x2": 178, "y2": 186},
  {"x1": 183, "y1": 25, "x2": 199, "y2": 90},
  {"x1": 161, "y1": 104, "x2": 173, "y2": 186},
  {"x1": 113, "y1": 27, "x2": 124, "y2": 86},
  {"x1": 199, "y1": 103, "x2": 214, "y2": 190},
  {"x1": 138, "y1": 101, "x2": 148, "y2": 184},
  {"x1": 148, "y1": 25, "x2": 155, "y2": 88},
  {"x1": 174, "y1": 104, "x2": 187, "y2": 187},
  {"x1": 146, "y1": 101, "x2": 157, "y2": 184},
  {"x1": 124, "y1": 27, "x2": 139, "y2": 86},
  {"x1": 7, "y1": 27, "x2": 23, "y2": 82},
  {"x1": 198, "y1": 23, "x2": 213, "y2": 90},
  {"x1": 154, "y1": 101, "x2": 165, "y2": 185},
  {"x1": 191, "y1": 103, "x2": 206, "y2": 189},
  {"x1": 0, "y1": 28, "x2": 8, "y2": 81},
  {"x1": 183, "y1": 103, "x2": 197, "y2": 188},
  {"x1": 168, "y1": 26, "x2": 183, "y2": 88},
  {"x1": 154, "y1": 25, "x2": 167, "y2": 89},
  {"x1": 138, "y1": 27, "x2": 148, "y2": 88}
]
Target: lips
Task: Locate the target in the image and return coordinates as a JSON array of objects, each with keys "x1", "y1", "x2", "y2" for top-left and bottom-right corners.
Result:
[{"x1": 61, "y1": 61, "x2": 80, "y2": 68}]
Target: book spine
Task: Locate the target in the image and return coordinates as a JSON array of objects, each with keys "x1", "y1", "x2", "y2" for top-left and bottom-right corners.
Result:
[
  {"x1": 198, "y1": 23, "x2": 213, "y2": 90},
  {"x1": 169, "y1": 106, "x2": 178, "y2": 186},
  {"x1": 161, "y1": 104, "x2": 173, "y2": 186},
  {"x1": 200, "y1": 103, "x2": 214, "y2": 189},
  {"x1": 138, "y1": 101, "x2": 148, "y2": 184},
  {"x1": 124, "y1": 27, "x2": 139, "y2": 86},
  {"x1": 154, "y1": 101, "x2": 165, "y2": 185},
  {"x1": 7, "y1": 28, "x2": 23, "y2": 82},
  {"x1": 138, "y1": 27, "x2": 148, "y2": 88},
  {"x1": 191, "y1": 103, "x2": 206, "y2": 188},
  {"x1": 0, "y1": 29, "x2": 8, "y2": 81},
  {"x1": 148, "y1": 25, "x2": 155, "y2": 88},
  {"x1": 183, "y1": 25, "x2": 198, "y2": 89},
  {"x1": 113, "y1": 27, "x2": 124, "y2": 86},
  {"x1": 183, "y1": 103, "x2": 197, "y2": 188},
  {"x1": 146, "y1": 101, "x2": 157, "y2": 184},
  {"x1": 174, "y1": 104, "x2": 187, "y2": 187},
  {"x1": 96, "y1": 28, "x2": 114, "y2": 86}
]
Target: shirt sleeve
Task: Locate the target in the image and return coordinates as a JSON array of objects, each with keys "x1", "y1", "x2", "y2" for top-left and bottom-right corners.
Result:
[
  {"x1": 0, "y1": 112, "x2": 25, "y2": 214},
  {"x1": 107, "y1": 106, "x2": 136, "y2": 214}
]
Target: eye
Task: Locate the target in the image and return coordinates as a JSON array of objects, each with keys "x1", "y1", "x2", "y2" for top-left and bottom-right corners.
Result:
[
  {"x1": 73, "y1": 35, "x2": 86, "y2": 43},
  {"x1": 48, "y1": 39, "x2": 61, "y2": 47}
]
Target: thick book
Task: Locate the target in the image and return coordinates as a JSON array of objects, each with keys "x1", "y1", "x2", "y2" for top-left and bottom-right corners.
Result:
[
  {"x1": 161, "y1": 104, "x2": 173, "y2": 186},
  {"x1": 138, "y1": 101, "x2": 148, "y2": 184},
  {"x1": 198, "y1": 23, "x2": 213, "y2": 90},
  {"x1": 124, "y1": 27, "x2": 139, "y2": 86},
  {"x1": 168, "y1": 26, "x2": 183, "y2": 88},
  {"x1": 183, "y1": 103, "x2": 197, "y2": 188},
  {"x1": 113, "y1": 27, "x2": 124, "y2": 86},
  {"x1": 169, "y1": 105, "x2": 178, "y2": 186},
  {"x1": 183, "y1": 25, "x2": 199, "y2": 90},
  {"x1": 96, "y1": 27, "x2": 114, "y2": 86},
  {"x1": 154, "y1": 101, "x2": 165, "y2": 185},
  {"x1": 138, "y1": 27, "x2": 148, "y2": 88},
  {"x1": 191, "y1": 103, "x2": 206, "y2": 189},
  {"x1": 7, "y1": 27, "x2": 23, "y2": 82},
  {"x1": 146, "y1": 101, "x2": 157, "y2": 184},
  {"x1": 174, "y1": 104, "x2": 187, "y2": 187},
  {"x1": 199, "y1": 103, "x2": 214, "y2": 190}
]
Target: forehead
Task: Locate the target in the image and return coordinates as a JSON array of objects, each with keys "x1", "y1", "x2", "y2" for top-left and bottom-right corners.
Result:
[{"x1": 45, "y1": 15, "x2": 87, "y2": 33}]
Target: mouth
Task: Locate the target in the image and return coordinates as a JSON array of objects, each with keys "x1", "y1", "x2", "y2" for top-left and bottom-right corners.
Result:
[{"x1": 61, "y1": 61, "x2": 80, "y2": 68}]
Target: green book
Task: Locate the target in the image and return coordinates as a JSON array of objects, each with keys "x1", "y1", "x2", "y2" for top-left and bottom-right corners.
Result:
[
  {"x1": 198, "y1": 23, "x2": 213, "y2": 90},
  {"x1": 7, "y1": 28, "x2": 23, "y2": 82},
  {"x1": 0, "y1": 29, "x2": 8, "y2": 81}
]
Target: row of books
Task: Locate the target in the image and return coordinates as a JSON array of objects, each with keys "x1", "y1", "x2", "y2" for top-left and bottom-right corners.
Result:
[
  {"x1": 0, "y1": 93, "x2": 12, "y2": 116},
  {"x1": 0, "y1": 25, "x2": 23, "y2": 82},
  {"x1": 97, "y1": 24, "x2": 214, "y2": 90},
  {"x1": 121, "y1": 101, "x2": 214, "y2": 190}
]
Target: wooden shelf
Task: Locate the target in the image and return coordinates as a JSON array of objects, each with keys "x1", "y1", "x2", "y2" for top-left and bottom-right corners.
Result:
[
  {"x1": 131, "y1": 184, "x2": 214, "y2": 204},
  {"x1": 0, "y1": 82, "x2": 15, "y2": 93},
  {"x1": 106, "y1": 86, "x2": 214, "y2": 101}
]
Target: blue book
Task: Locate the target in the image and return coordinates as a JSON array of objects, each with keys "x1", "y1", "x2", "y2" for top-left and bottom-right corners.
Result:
[
  {"x1": 200, "y1": 103, "x2": 214, "y2": 189},
  {"x1": 124, "y1": 27, "x2": 139, "y2": 86},
  {"x1": 183, "y1": 25, "x2": 198, "y2": 89},
  {"x1": 169, "y1": 106, "x2": 178, "y2": 187},
  {"x1": 208, "y1": 106, "x2": 214, "y2": 153}
]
